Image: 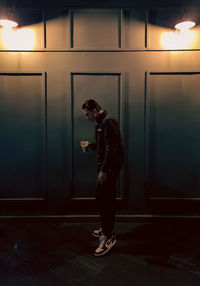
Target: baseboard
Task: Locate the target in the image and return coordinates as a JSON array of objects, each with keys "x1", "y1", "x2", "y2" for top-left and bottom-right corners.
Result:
[{"x1": 0, "y1": 214, "x2": 199, "y2": 222}]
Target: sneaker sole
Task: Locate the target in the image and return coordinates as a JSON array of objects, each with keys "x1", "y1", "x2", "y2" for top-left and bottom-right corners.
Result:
[{"x1": 94, "y1": 239, "x2": 116, "y2": 257}]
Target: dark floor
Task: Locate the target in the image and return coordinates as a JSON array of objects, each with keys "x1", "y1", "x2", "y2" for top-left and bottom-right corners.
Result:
[{"x1": 0, "y1": 221, "x2": 200, "y2": 285}]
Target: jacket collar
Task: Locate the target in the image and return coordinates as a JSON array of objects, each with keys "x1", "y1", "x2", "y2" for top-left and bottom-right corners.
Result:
[{"x1": 96, "y1": 111, "x2": 107, "y2": 125}]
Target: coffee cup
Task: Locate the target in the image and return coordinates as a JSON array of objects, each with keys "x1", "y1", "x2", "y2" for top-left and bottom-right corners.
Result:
[
  {"x1": 82, "y1": 146, "x2": 88, "y2": 152},
  {"x1": 81, "y1": 141, "x2": 88, "y2": 152}
]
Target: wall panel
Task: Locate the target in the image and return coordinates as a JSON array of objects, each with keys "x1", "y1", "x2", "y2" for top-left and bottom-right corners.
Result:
[
  {"x1": 123, "y1": 8, "x2": 146, "y2": 49},
  {"x1": 71, "y1": 9, "x2": 121, "y2": 49},
  {"x1": 45, "y1": 8, "x2": 70, "y2": 49},
  {"x1": 0, "y1": 73, "x2": 46, "y2": 198},
  {"x1": 146, "y1": 72, "x2": 200, "y2": 199}
]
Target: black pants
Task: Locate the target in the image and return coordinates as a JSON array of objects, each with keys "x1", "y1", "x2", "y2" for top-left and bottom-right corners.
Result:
[{"x1": 95, "y1": 167, "x2": 121, "y2": 238}]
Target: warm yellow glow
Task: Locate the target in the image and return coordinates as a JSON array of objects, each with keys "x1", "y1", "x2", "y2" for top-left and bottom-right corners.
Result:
[
  {"x1": 161, "y1": 29, "x2": 195, "y2": 49},
  {"x1": 1, "y1": 27, "x2": 35, "y2": 50},
  {"x1": 175, "y1": 21, "x2": 196, "y2": 31},
  {"x1": 0, "y1": 19, "x2": 18, "y2": 29}
]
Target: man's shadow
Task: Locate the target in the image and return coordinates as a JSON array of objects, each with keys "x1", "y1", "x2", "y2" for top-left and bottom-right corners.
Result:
[{"x1": 115, "y1": 222, "x2": 200, "y2": 268}]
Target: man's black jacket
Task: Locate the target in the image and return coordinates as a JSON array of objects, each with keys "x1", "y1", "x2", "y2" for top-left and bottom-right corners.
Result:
[{"x1": 89, "y1": 111, "x2": 124, "y2": 173}]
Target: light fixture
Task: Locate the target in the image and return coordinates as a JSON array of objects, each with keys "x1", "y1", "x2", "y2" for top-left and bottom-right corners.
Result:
[
  {"x1": 0, "y1": 3, "x2": 18, "y2": 30},
  {"x1": 175, "y1": 20, "x2": 196, "y2": 31},
  {"x1": 0, "y1": 19, "x2": 18, "y2": 29},
  {"x1": 175, "y1": 9, "x2": 196, "y2": 31}
]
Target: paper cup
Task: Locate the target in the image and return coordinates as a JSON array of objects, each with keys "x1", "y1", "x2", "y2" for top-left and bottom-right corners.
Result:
[{"x1": 82, "y1": 146, "x2": 88, "y2": 152}]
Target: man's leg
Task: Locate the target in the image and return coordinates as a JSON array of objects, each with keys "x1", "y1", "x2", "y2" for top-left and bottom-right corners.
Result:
[
  {"x1": 95, "y1": 171, "x2": 119, "y2": 238},
  {"x1": 100, "y1": 177, "x2": 116, "y2": 238},
  {"x1": 94, "y1": 172, "x2": 119, "y2": 256}
]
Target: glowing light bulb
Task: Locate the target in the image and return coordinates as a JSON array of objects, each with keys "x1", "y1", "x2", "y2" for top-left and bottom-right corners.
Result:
[
  {"x1": 0, "y1": 19, "x2": 18, "y2": 29},
  {"x1": 175, "y1": 21, "x2": 196, "y2": 31}
]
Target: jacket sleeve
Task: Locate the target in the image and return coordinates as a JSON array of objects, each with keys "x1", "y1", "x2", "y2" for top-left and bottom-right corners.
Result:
[
  {"x1": 89, "y1": 142, "x2": 97, "y2": 151},
  {"x1": 101, "y1": 119, "x2": 118, "y2": 172}
]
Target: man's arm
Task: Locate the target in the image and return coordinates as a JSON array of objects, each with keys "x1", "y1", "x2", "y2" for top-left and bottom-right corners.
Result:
[
  {"x1": 80, "y1": 141, "x2": 97, "y2": 151},
  {"x1": 101, "y1": 119, "x2": 118, "y2": 173},
  {"x1": 88, "y1": 142, "x2": 97, "y2": 151}
]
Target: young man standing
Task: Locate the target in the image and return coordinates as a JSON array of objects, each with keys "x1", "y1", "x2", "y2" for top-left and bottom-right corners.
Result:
[{"x1": 81, "y1": 99, "x2": 124, "y2": 256}]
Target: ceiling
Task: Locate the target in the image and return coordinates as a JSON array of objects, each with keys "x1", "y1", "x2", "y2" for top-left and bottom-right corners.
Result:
[{"x1": 7, "y1": 0, "x2": 200, "y2": 8}]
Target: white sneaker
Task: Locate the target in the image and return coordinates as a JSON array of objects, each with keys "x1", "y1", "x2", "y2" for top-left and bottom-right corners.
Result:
[
  {"x1": 94, "y1": 234, "x2": 116, "y2": 257},
  {"x1": 92, "y1": 228, "x2": 115, "y2": 238},
  {"x1": 92, "y1": 228, "x2": 103, "y2": 238}
]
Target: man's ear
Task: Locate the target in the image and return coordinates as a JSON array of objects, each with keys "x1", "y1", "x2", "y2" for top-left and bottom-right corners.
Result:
[{"x1": 92, "y1": 108, "x2": 97, "y2": 115}]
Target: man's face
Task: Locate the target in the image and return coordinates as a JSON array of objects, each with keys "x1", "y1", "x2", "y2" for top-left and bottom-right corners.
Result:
[{"x1": 82, "y1": 108, "x2": 96, "y2": 121}]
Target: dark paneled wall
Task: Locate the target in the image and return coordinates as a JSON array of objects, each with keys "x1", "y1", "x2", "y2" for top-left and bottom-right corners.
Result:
[{"x1": 0, "y1": 3, "x2": 200, "y2": 217}]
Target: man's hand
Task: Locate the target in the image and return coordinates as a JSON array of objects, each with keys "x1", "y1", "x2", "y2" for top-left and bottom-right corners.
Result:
[
  {"x1": 80, "y1": 140, "x2": 89, "y2": 147},
  {"x1": 98, "y1": 171, "x2": 108, "y2": 185},
  {"x1": 80, "y1": 141, "x2": 89, "y2": 152}
]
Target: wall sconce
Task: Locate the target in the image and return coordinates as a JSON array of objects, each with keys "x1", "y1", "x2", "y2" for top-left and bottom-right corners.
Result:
[
  {"x1": 175, "y1": 10, "x2": 196, "y2": 31},
  {"x1": 161, "y1": 8, "x2": 197, "y2": 49},
  {"x1": 175, "y1": 21, "x2": 196, "y2": 31},
  {"x1": 0, "y1": 19, "x2": 18, "y2": 29},
  {"x1": 0, "y1": 3, "x2": 18, "y2": 30}
]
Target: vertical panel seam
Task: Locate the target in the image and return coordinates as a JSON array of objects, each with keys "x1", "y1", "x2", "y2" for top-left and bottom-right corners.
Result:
[
  {"x1": 44, "y1": 72, "x2": 48, "y2": 197},
  {"x1": 144, "y1": 71, "x2": 149, "y2": 180},
  {"x1": 71, "y1": 73, "x2": 74, "y2": 197},
  {"x1": 70, "y1": 10, "x2": 74, "y2": 49}
]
